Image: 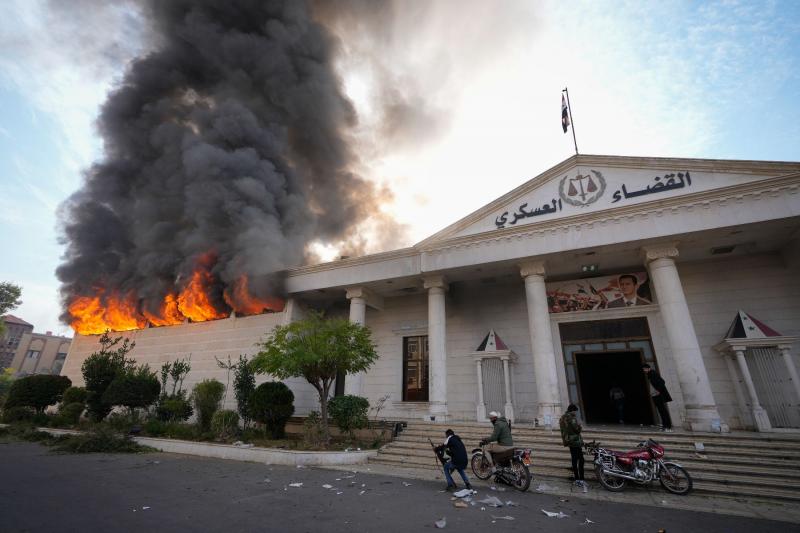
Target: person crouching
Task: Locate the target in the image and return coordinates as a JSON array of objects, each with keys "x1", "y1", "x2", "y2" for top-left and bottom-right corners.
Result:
[{"x1": 435, "y1": 429, "x2": 472, "y2": 491}]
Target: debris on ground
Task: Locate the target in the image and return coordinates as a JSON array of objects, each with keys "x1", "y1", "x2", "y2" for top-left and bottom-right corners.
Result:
[
  {"x1": 402, "y1": 482, "x2": 412, "y2": 487},
  {"x1": 296, "y1": 465, "x2": 306, "y2": 469},
  {"x1": 359, "y1": 490, "x2": 366, "y2": 496},
  {"x1": 491, "y1": 515, "x2": 514, "y2": 520},
  {"x1": 505, "y1": 501, "x2": 519, "y2": 507},
  {"x1": 695, "y1": 453, "x2": 708, "y2": 459},
  {"x1": 478, "y1": 496, "x2": 504, "y2": 507},
  {"x1": 694, "y1": 442, "x2": 705, "y2": 452},
  {"x1": 559, "y1": 498, "x2": 569, "y2": 502},
  {"x1": 541, "y1": 510, "x2": 568, "y2": 518},
  {"x1": 260, "y1": 478, "x2": 271, "y2": 484},
  {"x1": 454, "y1": 501, "x2": 468, "y2": 509},
  {"x1": 581, "y1": 518, "x2": 595, "y2": 525},
  {"x1": 142, "y1": 506, "x2": 151, "y2": 510},
  {"x1": 453, "y1": 489, "x2": 474, "y2": 498},
  {"x1": 232, "y1": 442, "x2": 253, "y2": 448},
  {"x1": 289, "y1": 483, "x2": 303, "y2": 488},
  {"x1": 435, "y1": 517, "x2": 447, "y2": 528},
  {"x1": 322, "y1": 484, "x2": 333, "y2": 489},
  {"x1": 535, "y1": 484, "x2": 554, "y2": 492}
]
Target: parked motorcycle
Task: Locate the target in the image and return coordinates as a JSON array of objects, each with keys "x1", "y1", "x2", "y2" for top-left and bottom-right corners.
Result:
[
  {"x1": 586, "y1": 439, "x2": 692, "y2": 495},
  {"x1": 470, "y1": 445, "x2": 533, "y2": 492}
]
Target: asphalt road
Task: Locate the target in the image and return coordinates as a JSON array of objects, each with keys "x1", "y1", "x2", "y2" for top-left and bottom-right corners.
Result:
[{"x1": 0, "y1": 441, "x2": 796, "y2": 533}]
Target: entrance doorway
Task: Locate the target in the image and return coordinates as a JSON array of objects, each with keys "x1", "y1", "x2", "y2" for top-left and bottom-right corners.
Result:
[{"x1": 575, "y1": 351, "x2": 653, "y2": 425}]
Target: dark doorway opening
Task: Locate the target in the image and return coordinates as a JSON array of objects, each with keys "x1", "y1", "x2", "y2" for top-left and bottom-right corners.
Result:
[{"x1": 575, "y1": 351, "x2": 653, "y2": 425}]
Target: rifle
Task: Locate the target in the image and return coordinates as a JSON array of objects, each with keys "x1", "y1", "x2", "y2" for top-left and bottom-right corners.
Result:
[{"x1": 429, "y1": 437, "x2": 447, "y2": 467}]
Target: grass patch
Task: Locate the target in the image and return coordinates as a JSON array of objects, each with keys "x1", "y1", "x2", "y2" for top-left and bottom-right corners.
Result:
[{"x1": 0, "y1": 423, "x2": 153, "y2": 454}]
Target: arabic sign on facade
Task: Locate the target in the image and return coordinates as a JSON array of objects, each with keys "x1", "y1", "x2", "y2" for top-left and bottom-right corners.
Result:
[
  {"x1": 545, "y1": 272, "x2": 653, "y2": 313},
  {"x1": 494, "y1": 169, "x2": 694, "y2": 229}
]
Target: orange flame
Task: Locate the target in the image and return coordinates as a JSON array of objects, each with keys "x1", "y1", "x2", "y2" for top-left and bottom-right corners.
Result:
[
  {"x1": 69, "y1": 291, "x2": 147, "y2": 335},
  {"x1": 177, "y1": 269, "x2": 229, "y2": 322},
  {"x1": 142, "y1": 293, "x2": 185, "y2": 327},
  {"x1": 224, "y1": 276, "x2": 285, "y2": 316}
]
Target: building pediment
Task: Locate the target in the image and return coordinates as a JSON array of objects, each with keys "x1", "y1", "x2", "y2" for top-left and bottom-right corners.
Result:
[{"x1": 417, "y1": 154, "x2": 800, "y2": 247}]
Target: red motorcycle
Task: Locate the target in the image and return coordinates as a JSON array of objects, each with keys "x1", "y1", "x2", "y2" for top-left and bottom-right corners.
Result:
[{"x1": 586, "y1": 439, "x2": 692, "y2": 495}]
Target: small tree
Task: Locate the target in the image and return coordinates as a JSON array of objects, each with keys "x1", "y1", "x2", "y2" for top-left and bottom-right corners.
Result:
[
  {"x1": 5, "y1": 374, "x2": 72, "y2": 413},
  {"x1": 328, "y1": 395, "x2": 370, "y2": 439},
  {"x1": 102, "y1": 365, "x2": 161, "y2": 417},
  {"x1": 251, "y1": 382, "x2": 294, "y2": 438},
  {"x1": 0, "y1": 367, "x2": 16, "y2": 407},
  {"x1": 252, "y1": 312, "x2": 378, "y2": 445},
  {"x1": 155, "y1": 357, "x2": 193, "y2": 422},
  {"x1": 233, "y1": 355, "x2": 256, "y2": 429},
  {"x1": 192, "y1": 379, "x2": 225, "y2": 431},
  {"x1": 0, "y1": 282, "x2": 22, "y2": 337},
  {"x1": 81, "y1": 333, "x2": 135, "y2": 421}
]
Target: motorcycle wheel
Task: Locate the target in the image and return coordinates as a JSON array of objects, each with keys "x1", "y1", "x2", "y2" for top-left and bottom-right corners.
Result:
[
  {"x1": 510, "y1": 459, "x2": 532, "y2": 492},
  {"x1": 659, "y1": 463, "x2": 693, "y2": 495},
  {"x1": 471, "y1": 452, "x2": 492, "y2": 480},
  {"x1": 595, "y1": 465, "x2": 627, "y2": 492}
]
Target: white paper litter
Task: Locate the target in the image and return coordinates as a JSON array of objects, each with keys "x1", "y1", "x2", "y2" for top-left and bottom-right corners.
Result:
[
  {"x1": 322, "y1": 484, "x2": 333, "y2": 489},
  {"x1": 289, "y1": 483, "x2": 303, "y2": 488},
  {"x1": 491, "y1": 516, "x2": 514, "y2": 521},
  {"x1": 694, "y1": 442, "x2": 705, "y2": 452},
  {"x1": 477, "y1": 496, "x2": 504, "y2": 507},
  {"x1": 536, "y1": 483, "x2": 554, "y2": 492},
  {"x1": 402, "y1": 482, "x2": 412, "y2": 487},
  {"x1": 359, "y1": 490, "x2": 366, "y2": 496},
  {"x1": 582, "y1": 518, "x2": 595, "y2": 525},
  {"x1": 541, "y1": 510, "x2": 568, "y2": 518},
  {"x1": 336, "y1": 492, "x2": 343, "y2": 495},
  {"x1": 505, "y1": 501, "x2": 519, "y2": 507},
  {"x1": 453, "y1": 489, "x2": 473, "y2": 498},
  {"x1": 142, "y1": 507, "x2": 151, "y2": 510},
  {"x1": 296, "y1": 465, "x2": 306, "y2": 469},
  {"x1": 435, "y1": 517, "x2": 447, "y2": 529}
]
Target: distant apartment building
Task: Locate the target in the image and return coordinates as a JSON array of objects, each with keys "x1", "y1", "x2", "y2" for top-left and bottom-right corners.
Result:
[
  {"x1": 9, "y1": 331, "x2": 72, "y2": 376},
  {"x1": 1, "y1": 315, "x2": 34, "y2": 370}
]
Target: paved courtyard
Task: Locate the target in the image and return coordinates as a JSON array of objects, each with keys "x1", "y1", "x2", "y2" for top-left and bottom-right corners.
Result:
[{"x1": 0, "y1": 441, "x2": 797, "y2": 533}]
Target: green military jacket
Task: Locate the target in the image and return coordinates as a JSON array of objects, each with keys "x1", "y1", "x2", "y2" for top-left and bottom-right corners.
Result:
[
  {"x1": 559, "y1": 411, "x2": 583, "y2": 448},
  {"x1": 487, "y1": 416, "x2": 513, "y2": 446}
]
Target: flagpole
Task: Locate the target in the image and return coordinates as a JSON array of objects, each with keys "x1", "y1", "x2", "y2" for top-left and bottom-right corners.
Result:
[{"x1": 563, "y1": 87, "x2": 578, "y2": 155}]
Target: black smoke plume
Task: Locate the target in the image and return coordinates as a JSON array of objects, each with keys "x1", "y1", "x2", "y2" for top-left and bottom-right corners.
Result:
[{"x1": 57, "y1": 0, "x2": 391, "y2": 323}]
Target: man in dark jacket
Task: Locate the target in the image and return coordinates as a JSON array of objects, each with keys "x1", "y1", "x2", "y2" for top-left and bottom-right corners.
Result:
[
  {"x1": 480, "y1": 411, "x2": 513, "y2": 472},
  {"x1": 559, "y1": 404, "x2": 586, "y2": 492},
  {"x1": 643, "y1": 363, "x2": 673, "y2": 431},
  {"x1": 435, "y1": 429, "x2": 472, "y2": 491}
]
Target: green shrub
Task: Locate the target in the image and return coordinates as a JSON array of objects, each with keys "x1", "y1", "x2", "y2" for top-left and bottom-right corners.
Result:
[
  {"x1": 61, "y1": 387, "x2": 88, "y2": 405},
  {"x1": 57, "y1": 402, "x2": 85, "y2": 426},
  {"x1": 2, "y1": 405, "x2": 35, "y2": 423},
  {"x1": 251, "y1": 382, "x2": 294, "y2": 439},
  {"x1": 328, "y1": 395, "x2": 370, "y2": 438},
  {"x1": 0, "y1": 367, "x2": 15, "y2": 407},
  {"x1": 192, "y1": 379, "x2": 225, "y2": 431},
  {"x1": 102, "y1": 365, "x2": 160, "y2": 416},
  {"x1": 302, "y1": 411, "x2": 325, "y2": 448},
  {"x1": 5, "y1": 375, "x2": 72, "y2": 413},
  {"x1": 51, "y1": 426, "x2": 152, "y2": 454},
  {"x1": 155, "y1": 392, "x2": 193, "y2": 422},
  {"x1": 211, "y1": 409, "x2": 240, "y2": 439},
  {"x1": 82, "y1": 333, "x2": 136, "y2": 422},
  {"x1": 142, "y1": 418, "x2": 199, "y2": 440}
]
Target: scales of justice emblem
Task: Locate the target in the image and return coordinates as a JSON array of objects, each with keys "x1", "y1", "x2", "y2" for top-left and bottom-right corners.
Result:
[{"x1": 559, "y1": 170, "x2": 606, "y2": 207}]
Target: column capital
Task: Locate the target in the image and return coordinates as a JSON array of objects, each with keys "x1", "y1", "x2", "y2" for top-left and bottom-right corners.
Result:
[
  {"x1": 423, "y1": 275, "x2": 448, "y2": 291},
  {"x1": 641, "y1": 243, "x2": 680, "y2": 263},
  {"x1": 345, "y1": 286, "x2": 384, "y2": 310},
  {"x1": 519, "y1": 260, "x2": 546, "y2": 278}
]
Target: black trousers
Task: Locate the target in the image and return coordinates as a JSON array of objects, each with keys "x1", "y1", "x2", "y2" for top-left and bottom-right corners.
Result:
[
  {"x1": 653, "y1": 395, "x2": 672, "y2": 429},
  {"x1": 569, "y1": 446, "x2": 584, "y2": 481}
]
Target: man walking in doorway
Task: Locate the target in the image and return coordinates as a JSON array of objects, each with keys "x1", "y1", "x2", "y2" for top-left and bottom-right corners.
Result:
[
  {"x1": 643, "y1": 363, "x2": 673, "y2": 431},
  {"x1": 480, "y1": 411, "x2": 513, "y2": 473}
]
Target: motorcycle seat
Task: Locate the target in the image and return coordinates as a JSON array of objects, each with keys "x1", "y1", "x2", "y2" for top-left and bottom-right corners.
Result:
[
  {"x1": 491, "y1": 448, "x2": 517, "y2": 463},
  {"x1": 610, "y1": 449, "x2": 650, "y2": 460}
]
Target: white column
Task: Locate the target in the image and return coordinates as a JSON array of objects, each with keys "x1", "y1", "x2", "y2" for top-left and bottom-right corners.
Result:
[
  {"x1": 344, "y1": 287, "x2": 368, "y2": 397},
  {"x1": 502, "y1": 357, "x2": 515, "y2": 422},
  {"x1": 643, "y1": 245, "x2": 722, "y2": 432},
  {"x1": 424, "y1": 275, "x2": 448, "y2": 420},
  {"x1": 476, "y1": 359, "x2": 487, "y2": 421},
  {"x1": 734, "y1": 347, "x2": 772, "y2": 431},
  {"x1": 724, "y1": 353, "x2": 754, "y2": 429},
  {"x1": 519, "y1": 260, "x2": 561, "y2": 421},
  {"x1": 779, "y1": 344, "x2": 800, "y2": 403}
]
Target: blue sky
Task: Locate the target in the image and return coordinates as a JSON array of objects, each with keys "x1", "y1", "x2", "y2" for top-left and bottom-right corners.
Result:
[{"x1": 1, "y1": 0, "x2": 799, "y2": 336}]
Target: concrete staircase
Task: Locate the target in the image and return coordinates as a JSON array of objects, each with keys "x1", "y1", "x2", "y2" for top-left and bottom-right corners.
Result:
[{"x1": 370, "y1": 421, "x2": 800, "y2": 504}]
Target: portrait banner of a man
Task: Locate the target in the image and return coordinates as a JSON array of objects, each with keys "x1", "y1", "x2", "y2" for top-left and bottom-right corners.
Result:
[{"x1": 545, "y1": 272, "x2": 653, "y2": 313}]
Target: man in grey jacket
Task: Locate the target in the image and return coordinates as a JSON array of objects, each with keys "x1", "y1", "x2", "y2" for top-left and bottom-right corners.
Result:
[{"x1": 480, "y1": 411, "x2": 514, "y2": 472}]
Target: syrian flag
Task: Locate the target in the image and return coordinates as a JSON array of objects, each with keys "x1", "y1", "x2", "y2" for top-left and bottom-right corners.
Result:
[{"x1": 561, "y1": 93, "x2": 570, "y2": 133}]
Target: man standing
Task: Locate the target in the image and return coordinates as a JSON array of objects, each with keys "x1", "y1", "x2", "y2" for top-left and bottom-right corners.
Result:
[
  {"x1": 480, "y1": 411, "x2": 513, "y2": 473},
  {"x1": 606, "y1": 274, "x2": 651, "y2": 308},
  {"x1": 609, "y1": 384, "x2": 625, "y2": 424},
  {"x1": 559, "y1": 404, "x2": 587, "y2": 492},
  {"x1": 435, "y1": 429, "x2": 472, "y2": 491},
  {"x1": 643, "y1": 363, "x2": 673, "y2": 431}
]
